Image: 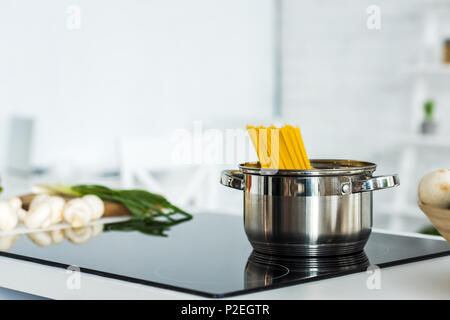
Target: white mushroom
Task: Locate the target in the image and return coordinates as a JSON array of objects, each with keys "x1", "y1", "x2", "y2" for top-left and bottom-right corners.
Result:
[
  {"x1": 91, "y1": 224, "x2": 104, "y2": 238},
  {"x1": 7, "y1": 197, "x2": 22, "y2": 211},
  {"x1": 27, "y1": 232, "x2": 53, "y2": 247},
  {"x1": 0, "y1": 201, "x2": 19, "y2": 232},
  {"x1": 29, "y1": 194, "x2": 51, "y2": 212},
  {"x1": 17, "y1": 208, "x2": 27, "y2": 223},
  {"x1": 63, "y1": 198, "x2": 93, "y2": 228},
  {"x1": 0, "y1": 235, "x2": 21, "y2": 251},
  {"x1": 48, "y1": 196, "x2": 65, "y2": 225},
  {"x1": 418, "y1": 169, "x2": 450, "y2": 208},
  {"x1": 65, "y1": 226, "x2": 92, "y2": 244},
  {"x1": 0, "y1": 197, "x2": 30, "y2": 231},
  {"x1": 24, "y1": 202, "x2": 52, "y2": 229},
  {"x1": 82, "y1": 195, "x2": 104, "y2": 221},
  {"x1": 24, "y1": 195, "x2": 66, "y2": 229},
  {"x1": 50, "y1": 229, "x2": 65, "y2": 244}
]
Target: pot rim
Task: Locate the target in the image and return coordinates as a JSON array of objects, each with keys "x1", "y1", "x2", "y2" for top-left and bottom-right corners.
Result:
[{"x1": 239, "y1": 159, "x2": 377, "y2": 176}]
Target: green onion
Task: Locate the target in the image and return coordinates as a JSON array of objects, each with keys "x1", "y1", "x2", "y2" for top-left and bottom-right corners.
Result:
[
  {"x1": 33, "y1": 183, "x2": 192, "y2": 224},
  {"x1": 103, "y1": 217, "x2": 190, "y2": 237}
]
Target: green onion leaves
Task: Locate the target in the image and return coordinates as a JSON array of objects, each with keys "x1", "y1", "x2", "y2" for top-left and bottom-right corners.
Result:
[{"x1": 33, "y1": 183, "x2": 192, "y2": 226}]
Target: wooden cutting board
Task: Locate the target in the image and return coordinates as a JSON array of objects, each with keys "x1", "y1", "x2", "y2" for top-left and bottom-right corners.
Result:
[{"x1": 19, "y1": 194, "x2": 132, "y2": 217}]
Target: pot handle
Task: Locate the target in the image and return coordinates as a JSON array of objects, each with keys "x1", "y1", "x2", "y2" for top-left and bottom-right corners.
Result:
[
  {"x1": 220, "y1": 170, "x2": 245, "y2": 190},
  {"x1": 352, "y1": 174, "x2": 400, "y2": 193}
]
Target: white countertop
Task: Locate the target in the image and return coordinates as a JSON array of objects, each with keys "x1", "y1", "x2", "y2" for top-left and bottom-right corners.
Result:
[{"x1": 0, "y1": 229, "x2": 448, "y2": 300}]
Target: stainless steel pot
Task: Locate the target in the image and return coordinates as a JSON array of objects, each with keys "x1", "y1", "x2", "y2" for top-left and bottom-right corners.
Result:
[{"x1": 220, "y1": 160, "x2": 400, "y2": 257}]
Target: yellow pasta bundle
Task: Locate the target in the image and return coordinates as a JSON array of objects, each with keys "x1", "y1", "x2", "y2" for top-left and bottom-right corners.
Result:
[{"x1": 246, "y1": 125, "x2": 312, "y2": 170}]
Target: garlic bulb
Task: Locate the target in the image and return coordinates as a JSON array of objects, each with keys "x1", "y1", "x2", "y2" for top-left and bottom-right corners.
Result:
[
  {"x1": 82, "y1": 195, "x2": 105, "y2": 220},
  {"x1": 63, "y1": 198, "x2": 93, "y2": 228},
  {"x1": 0, "y1": 201, "x2": 19, "y2": 232}
]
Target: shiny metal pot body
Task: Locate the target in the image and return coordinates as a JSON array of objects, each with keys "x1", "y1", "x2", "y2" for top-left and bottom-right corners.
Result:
[{"x1": 221, "y1": 160, "x2": 399, "y2": 257}]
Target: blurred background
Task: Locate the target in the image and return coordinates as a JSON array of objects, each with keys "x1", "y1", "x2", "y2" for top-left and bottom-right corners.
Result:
[{"x1": 1, "y1": 0, "x2": 450, "y2": 233}]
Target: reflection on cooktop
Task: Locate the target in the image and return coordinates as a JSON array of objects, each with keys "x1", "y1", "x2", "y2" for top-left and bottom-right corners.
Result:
[
  {"x1": 0, "y1": 215, "x2": 192, "y2": 251},
  {"x1": 0, "y1": 214, "x2": 449, "y2": 298},
  {"x1": 245, "y1": 251, "x2": 370, "y2": 290}
]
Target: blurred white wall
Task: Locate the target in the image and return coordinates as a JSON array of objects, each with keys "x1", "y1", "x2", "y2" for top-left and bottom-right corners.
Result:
[
  {"x1": 0, "y1": 0, "x2": 274, "y2": 169},
  {"x1": 281, "y1": 0, "x2": 450, "y2": 155},
  {"x1": 2, "y1": 0, "x2": 450, "y2": 226},
  {"x1": 281, "y1": 0, "x2": 450, "y2": 223},
  {"x1": 282, "y1": 0, "x2": 413, "y2": 159}
]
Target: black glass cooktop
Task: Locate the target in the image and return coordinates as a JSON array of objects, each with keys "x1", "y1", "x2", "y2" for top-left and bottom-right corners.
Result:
[{"x1": 1, "y1": 214, "x2": 449, "y2": 298}]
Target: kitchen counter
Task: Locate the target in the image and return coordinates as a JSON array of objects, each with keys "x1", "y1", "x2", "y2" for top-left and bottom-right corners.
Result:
[
  {"x1": 0, "y1": 229, "x2": 448, "y2": 300},
  {"x1": 0, "y1": 172, "x2": 448, "y2": 300}
]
